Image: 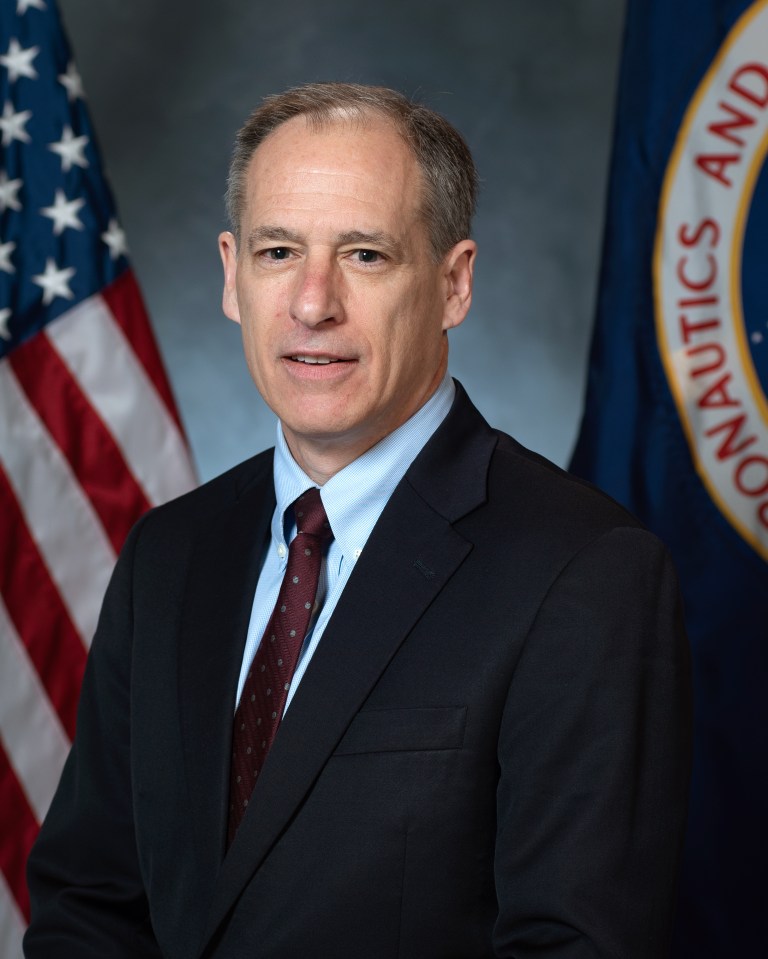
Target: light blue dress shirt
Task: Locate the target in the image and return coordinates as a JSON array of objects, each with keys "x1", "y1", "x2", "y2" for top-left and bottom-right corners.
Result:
[{"x1": 235, "y1": 373, "x2": 456, "y2": 710}]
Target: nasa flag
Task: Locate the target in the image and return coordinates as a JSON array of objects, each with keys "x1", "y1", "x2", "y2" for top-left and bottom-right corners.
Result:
[{"x1": 570, "y1": 0, "x2": 768, "y2": 954}]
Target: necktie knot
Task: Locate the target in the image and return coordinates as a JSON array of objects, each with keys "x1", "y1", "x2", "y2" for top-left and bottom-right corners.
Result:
[{"x1": 293, "y1": 488, "x2": 332, "y2": 541}]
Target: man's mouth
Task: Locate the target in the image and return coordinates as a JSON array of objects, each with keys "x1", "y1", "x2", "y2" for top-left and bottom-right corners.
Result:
[{"x1": 289, "y1": 355, "x2": 343, "y2": 365}]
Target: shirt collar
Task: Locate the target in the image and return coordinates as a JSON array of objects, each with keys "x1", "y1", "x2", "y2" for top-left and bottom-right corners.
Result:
[{"x1": 271, "y1": 372, "x2": 455, "y2": 560}]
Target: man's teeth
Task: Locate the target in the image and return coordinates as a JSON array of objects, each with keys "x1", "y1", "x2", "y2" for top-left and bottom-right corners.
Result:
[{"x1": 291, "y1": 356, "x2": 339, "y2": 364}]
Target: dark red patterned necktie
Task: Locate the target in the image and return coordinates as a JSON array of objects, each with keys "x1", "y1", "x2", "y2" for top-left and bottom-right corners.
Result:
[{"x1": 227, "y1": 487, "x2": 332, "y2": 846}]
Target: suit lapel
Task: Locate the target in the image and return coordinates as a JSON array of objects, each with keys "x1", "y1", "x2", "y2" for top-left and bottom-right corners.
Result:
[
  {"x1": 199, "y1": 383, "x2": 498, "y2": 948},
  {"x1": 178, "y1": 458, "x2": 275, "y2": 888}
]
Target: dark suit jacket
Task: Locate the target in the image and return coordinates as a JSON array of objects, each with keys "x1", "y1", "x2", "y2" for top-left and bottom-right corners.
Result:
[{"x1": 25, "y1": 383, "x2": 692, "y2": 958}]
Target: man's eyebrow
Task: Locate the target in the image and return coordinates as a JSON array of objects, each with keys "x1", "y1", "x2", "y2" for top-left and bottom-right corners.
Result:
[
  {"x1": 337, "y1": 230, "x2": 404, "y2": 257},
  {"x1": 245, "y1": 226, "x2": 404, "y2": 257},
  {"x1": 246, "y1": 226, "x2": 303, "y2": 250}
]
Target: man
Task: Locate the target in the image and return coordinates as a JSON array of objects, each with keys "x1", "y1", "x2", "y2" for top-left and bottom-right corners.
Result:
[{"x1": 25, "y1": 83, "x2": 692, "y2": 958}]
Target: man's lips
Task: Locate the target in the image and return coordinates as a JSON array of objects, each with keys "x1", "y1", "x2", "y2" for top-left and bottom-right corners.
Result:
[
  {"x1": 285, "y1": 354, "x2": 356, "y2": 365},
  {"x1": 288, "y1": 355, "x2": 343, "y2": 365}
]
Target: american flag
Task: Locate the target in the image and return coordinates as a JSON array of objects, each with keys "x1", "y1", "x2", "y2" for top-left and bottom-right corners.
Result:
[{"x1": 0, "y1": 0, "x2": 197, "y2": 950}]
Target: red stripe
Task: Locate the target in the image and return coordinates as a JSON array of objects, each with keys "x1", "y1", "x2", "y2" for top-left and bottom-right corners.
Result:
[
  {"x1": 102, "y1": 270, "x2": 186, "y2": 434},
  {"x1": 0, "y1": 468, "x2": 86, "y2": 740},
  {"x1": 0, "y1": 740, "x2": 38, "y2": 921},
  {"x1": 9, "y1": 331, "x2": 152, "y2": 555}
]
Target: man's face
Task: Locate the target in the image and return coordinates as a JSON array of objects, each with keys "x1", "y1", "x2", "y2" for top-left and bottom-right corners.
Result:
[{"x1": 219, "y1": 114, "x2": 475, "y2": 474}]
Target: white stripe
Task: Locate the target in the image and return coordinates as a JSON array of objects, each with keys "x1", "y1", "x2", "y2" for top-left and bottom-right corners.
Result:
[
  {"x1": 0, "y1": 364, "x2": 115, "y2": 645},
  {"x1": 0, "y1": 871, "x2": 25, "y2": 959},
  {"x1": 0, "y1": 595, "x2": 70, "y2": 822},
  {"x1": 46, "y1": 295, "x2": 196, "y2": 506}
]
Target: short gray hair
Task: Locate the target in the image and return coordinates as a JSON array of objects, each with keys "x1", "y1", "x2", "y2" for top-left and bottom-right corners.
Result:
[{"x1": 225, "y1": 82, "x2": 478, "y2": 261}]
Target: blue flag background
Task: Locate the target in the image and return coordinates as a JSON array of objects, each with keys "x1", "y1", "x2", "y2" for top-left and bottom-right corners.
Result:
[{"x1": 570, "y1": 0, "x2": 768, "y2": 954}]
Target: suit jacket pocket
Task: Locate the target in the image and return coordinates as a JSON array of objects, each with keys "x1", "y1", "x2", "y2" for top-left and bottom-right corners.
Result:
[{"x1": 334, "y1": 705, "x2": 467, "y2": 756}]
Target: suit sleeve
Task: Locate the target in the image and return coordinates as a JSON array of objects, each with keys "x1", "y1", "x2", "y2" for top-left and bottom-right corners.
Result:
[
  {"x1": 493, "y1": 526, "x2": 692, "y2": 958},
  {"x1": 24, "y1": 515, "x2": 163, "y2": 958}
]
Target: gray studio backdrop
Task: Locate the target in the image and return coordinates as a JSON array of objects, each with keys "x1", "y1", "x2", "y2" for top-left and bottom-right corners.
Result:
[{"x1": 58, "y1": 0, "x2": 626, "y2": 483}]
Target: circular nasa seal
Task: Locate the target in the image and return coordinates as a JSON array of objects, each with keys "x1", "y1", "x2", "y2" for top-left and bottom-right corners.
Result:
[{"x1": 654, "y1": 0, "x2": 768, "y2": 560}]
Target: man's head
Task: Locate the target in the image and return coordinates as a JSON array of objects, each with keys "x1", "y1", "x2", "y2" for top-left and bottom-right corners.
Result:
[
  {"x1": 219, "y1": 83, "x2": 478, "y2": 482},
  {"x1": 225, "y1": 82, "x2": 478, "y2": 263}
]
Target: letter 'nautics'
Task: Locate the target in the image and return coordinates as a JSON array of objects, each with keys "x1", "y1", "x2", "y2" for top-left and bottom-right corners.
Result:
[{"x1": 655, "y1": 0, "x2": 768, "y2": 559}]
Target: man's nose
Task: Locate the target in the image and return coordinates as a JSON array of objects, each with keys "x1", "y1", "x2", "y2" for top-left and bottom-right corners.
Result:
[{"x1": 288, "y1": 254, "x2": 342, "y2": 327}]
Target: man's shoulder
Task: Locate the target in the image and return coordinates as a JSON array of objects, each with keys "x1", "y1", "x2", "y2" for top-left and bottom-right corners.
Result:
[
  {"x1": 414, "y1": 382, "x2": 651, "y2": 552},
  {"x1": 136, "y1": 448, "x2": 275, "y2": 542},
  {"x1": 484, "y1": 427, "x2": 655, "y2": 558},
  {"x1": 494, "y1": 430, "x2": 640, "y2": 526}
]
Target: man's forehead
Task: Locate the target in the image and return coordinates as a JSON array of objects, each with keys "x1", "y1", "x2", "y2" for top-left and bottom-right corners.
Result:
[
  {"x1": 255, "y1": 109, "x2": 403, "y2": 152},
  {"x1": 240, "y1": 113, "x2": 425, "y2": 226},
  {"x1": 246, "y1": 112, "x2": 417, "y2": 182}
]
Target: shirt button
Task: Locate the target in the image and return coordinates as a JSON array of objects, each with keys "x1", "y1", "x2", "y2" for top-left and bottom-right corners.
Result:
[
  {"x1": 354, "y1": 548, "x2": 362, "y2": 560},
  {"x1": 277, "y1": 544, "x2": 287, "y2": 559}
]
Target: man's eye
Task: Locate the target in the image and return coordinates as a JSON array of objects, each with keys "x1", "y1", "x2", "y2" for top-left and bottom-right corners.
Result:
[
  {"x1": 356, "y1": 250, "x2": 380, "y2": 263},
  {"x1": 266, "y1": 247, "x2": 291, "y2": 260}
]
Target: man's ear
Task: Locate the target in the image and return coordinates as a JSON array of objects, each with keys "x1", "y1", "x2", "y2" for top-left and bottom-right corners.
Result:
[
  {"x1": 219, "y1": 231, "x2": 241, "y2": 325},
  {"x1": 441, "y1": 239, "x2": 477, "y2": 332}
]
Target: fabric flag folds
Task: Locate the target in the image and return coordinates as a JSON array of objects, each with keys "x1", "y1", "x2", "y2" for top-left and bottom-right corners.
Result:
[
  {"x1": 0, "y1": 0, "x2": 196, "y2": 951},
  {"x1": 570, "y1": 0, "x2": 768, "y2": 955}
]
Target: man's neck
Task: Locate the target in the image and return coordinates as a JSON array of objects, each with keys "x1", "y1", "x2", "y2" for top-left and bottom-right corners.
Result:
[
  {"x1": 281, "y1": 429, "x2": 392, "y2": 486},
  {"x1": 281, "y1": 376, "x2": 452, "y2": 485}
]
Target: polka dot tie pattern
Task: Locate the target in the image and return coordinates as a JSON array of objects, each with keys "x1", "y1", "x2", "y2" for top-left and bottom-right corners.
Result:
[{"x1": 227, "y1": 488, "x2": 333, "y2": 847}]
